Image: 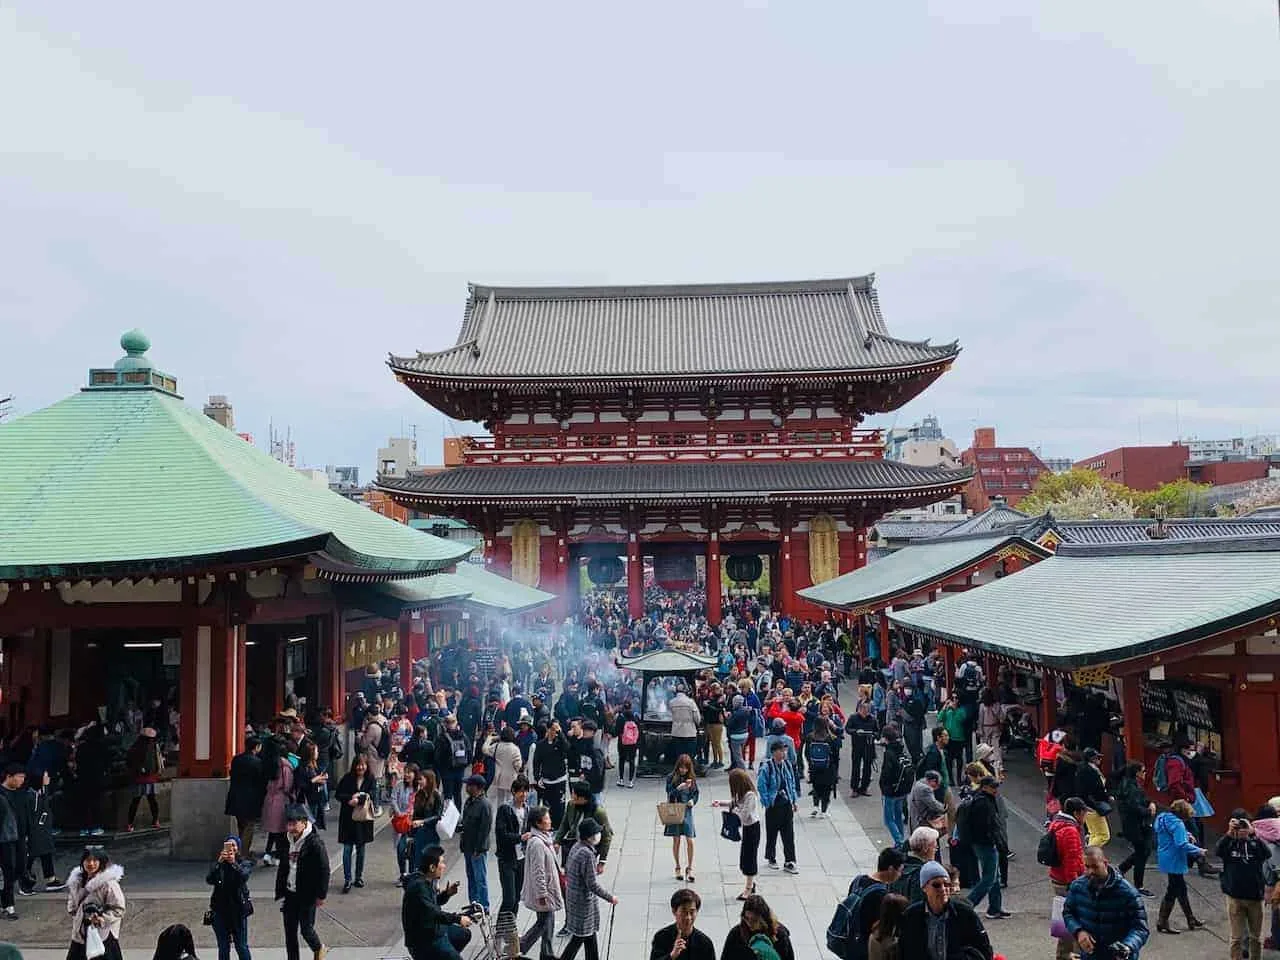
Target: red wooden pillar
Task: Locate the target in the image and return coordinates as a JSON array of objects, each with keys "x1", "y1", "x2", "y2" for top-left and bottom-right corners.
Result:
[
  {"x1": 1121, "y1": 676, "x2": 1144, "y2": 765},
  {"x1": 317, "y1": 610, "x2": 343, "y2": 716},
  {"x1": 273, "y1": 636, "x2": 287, "y2": 716},
  {"x1": 208, "y1": 626, "x2": 238, "y2": 778},
  {"x1": 179, "y1": 622, "x2": 240, "y2": 779},
  {"x1": 234, "y1": 625, "x2": 248, "y2": 756},
  {"x1": 399, "y1": 615, "x2": 414, "y2": 697},
  {"x1": 1040, "y1": 672, "x2": 1058, "y2": 737},
  {"x1": 705, "y1": 535, "x2": 722, "y2": 625},
  {"x1": 942, "y1": 644, "x2": 957, "y2": 698},
  {"x1": 878, "y1": 612, "x2": 891, "y2": 664},
  {"x1": 178, "y1": 623, "x2": 199, "y2": 778},
  {"x1": 627, "y1": 535, "x2": 644, "y2": 621},
  {"x1": 779, "y1": 526, "x2": 795, "y2": 616},
  {"x1": 983, "y1": 655, "x2": 998, "y2": 689}
]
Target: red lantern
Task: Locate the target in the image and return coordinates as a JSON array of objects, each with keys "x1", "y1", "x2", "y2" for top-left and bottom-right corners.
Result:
[{"x1": 654, "y1": 554, "x2": 696, "y2": 590}]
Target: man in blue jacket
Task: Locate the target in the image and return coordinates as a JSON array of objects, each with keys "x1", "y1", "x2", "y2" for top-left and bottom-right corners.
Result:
[
  {"x1": 757, "y1": 740, "x2": 799, "y2": 874},
  {"x1": 1063, "y1": 846, "x2": 1149, "y2": 960}
]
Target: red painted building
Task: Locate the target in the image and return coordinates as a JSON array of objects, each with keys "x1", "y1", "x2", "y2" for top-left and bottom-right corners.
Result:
[
  {"x1": 1075, "y1": 443, "x2": 1190, "y2": 491},
  {"x1": 379, "y1": 276, "x2": 973, "y2": 622},
  {"x1": 1186, "y1": 458, "x2": 1271, "y2": 487},
  {"x1": 959, "y1": 427, "x2": 1049, "y2": 510}
]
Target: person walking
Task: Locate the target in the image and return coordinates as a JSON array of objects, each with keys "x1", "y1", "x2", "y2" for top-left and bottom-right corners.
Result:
[
  {"x1": 966, "y1": 776, "x2": 1011, "y2": 920},
  {"x1": 908, "y1": 772, "x2": 945, "y2": 832},
  {"x1": 1048, "y1": 798, "x2": 1089, "y2": 960},
  {"x1": 1062, "y1": 845, "x2": 1149, "y2": 960},
  {"x1": 20, "y1": 767, "x2": 64, "y2": 894},
  {"x1": 805, "y1": 720, "x2": 838, "y2": 818},
  {"x1": 485, "y1": 727, "x2": 524, "y2": 807},
  {"x1": 726, "y1": 695, "x2": 752, "y2": 772},
  {"x1": 975, "y1": 689, "x2": 1006, "y2": 776},
  {"x1": 665, "y1": 754, "x2": 700, "y2": 883},
  {"x1": 410, "y1": 769, "x2": 444, "y2": 872},
  {"x1": 518, "y1": 805, "x2": 562, "y2": 960},
  {"x1": 260, "y1": 738, "x2": 295, "y2": 869},
  {"x1": 495, "y1": 775, "x2": 532, "y2": 921},
  {"x1": 757, "y1": 739, "x2": 799, "y2": 875},
  {"x1": 334, "y1": 753, "x2": 377, "y2": 894},
  {"x1": 1154, "y1": 798, "x2": 1207, "y2": 934},
  {"x1": 225, "y1": 738, "x2": 265, "y2": 861},
  {"x1": 878, "y1": 724, "x2": 914, "y2": 848},
  {"x1": 1113, "y1": 762, "x2": 1156, "y2": 897},
  {"x1": 613, "y1": 700, "x2": 641, "y2": 788},
  {"x1": 435, "y1": 713, "x2": 470, "y2": 812},
  {"x1": 459, "y1": 774, "x2": 493, "y2": 913},
  {"x1": 720, "y1": 893, "x2": 797, "y2": 960},
  {"x1": 1215, "y1": 808, "x2": 1271, "y2": 959},
  {"x1": 845, "y1": 700, "x2": 877, "y2": 798},
  {"x1": 66, "y1": 846, "x2": 126, "y2": 960},
  {"x1": 205, "y1": 836, "x2": 253, "y2": 960},
  {"x1": 532, "y1": 721, "x2": 570, "y2": 827},
  {"x1": 389, "y1": 764, "x2": 416, "y2": 885},
  {"x1": 560, "y1": 818, "x2": 618, "y2": 960},
  {"x1": 402, "y1": 844, "x2": 473, "y2": 960},
  {"x1": 274, "y1": 805, "x2": 329, "y2": 960},
  {"x1": 714, "y1": 768, "x2": 761, "y2": 900},
  {"x1": 0, "y1": 764, "x2": 28, "y2": 921},
  {"x1": 649, "y1": 887, "x2": 716, "y2": 960},
  {"x1": 936, "y1": 695, "x2": 968, "y2": 786},
  {"x1": 897, "y1": 861, "x2": 993, "y2": 960},
  {"x1": 124, "y1": 728, "x2": 164, "y2": 832}
]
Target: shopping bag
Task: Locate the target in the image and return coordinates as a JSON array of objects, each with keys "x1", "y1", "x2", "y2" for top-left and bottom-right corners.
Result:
[
  {"x1": 439, "y1": 799, "x2": 461, "y2": 839},
  {"x1": 1193, "y1": 787, "x2": 1214, "y2": 818},
  {"x1": 1049, "y1": 894, "x2": 1069, "y2": 940},
  {"x1": 85, "y1": 925, "x2": 107, "y2": 960}
]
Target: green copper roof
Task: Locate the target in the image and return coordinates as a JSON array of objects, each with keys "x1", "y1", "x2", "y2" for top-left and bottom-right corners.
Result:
[
  {"x1": 889, "y1": 539, "x2": 1280, "y2": 668},
  {"x1": 0, "y1": 335, "x2": 471, "y2": 580},
  {"x1": 798, "y1": 534, "x2": 1049, "y2": 611},
  {"x1": 349, "y1": 563, "x2": 555, "y2": 618}
]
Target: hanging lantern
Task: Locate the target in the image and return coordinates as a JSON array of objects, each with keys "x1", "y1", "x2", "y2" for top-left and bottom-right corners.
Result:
[
  {"x1": 725, "y1": 554, "x2": 763, "y2": 584},
  {"x1": 654, "y1": 554, "x2": 696, "y2": 590},
  {"x1": 586, "y1": 555, "x2": 624, "y2": 586}
]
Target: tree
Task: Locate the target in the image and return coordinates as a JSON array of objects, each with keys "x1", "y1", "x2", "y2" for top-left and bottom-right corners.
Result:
[
  {"x1": 1029, "y1": 483, "x2": 1137, "y2": 520},
  {"x1": 1018, "y1": 468, "x2": 1134, "y2": 516},
  {"x1": 1133, "y1": 479, "x2": 1214, "y2": 518}
]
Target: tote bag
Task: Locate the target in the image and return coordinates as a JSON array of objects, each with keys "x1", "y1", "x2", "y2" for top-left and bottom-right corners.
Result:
[
  {"x1": 720, "y1": 810, "x2": 742, "y2": 842},
  {"x1": 1193, "y1": 787, "x2": 1215, "y2": 819},
  {"x1": 439, "y1": 799, "x2": 461, "y2": 838},
  {"x1": 1049, "y1": 895, "x2": 1069, "y2": 940}
]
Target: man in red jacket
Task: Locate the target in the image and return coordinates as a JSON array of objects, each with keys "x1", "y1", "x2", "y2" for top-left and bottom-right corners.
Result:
[{"x1": 1047, "y1": 797, "x2": 1087, "y2": 960}]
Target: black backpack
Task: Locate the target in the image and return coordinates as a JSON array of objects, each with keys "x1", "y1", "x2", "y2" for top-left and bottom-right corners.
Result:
[
  {"x1": 1036, "y1": 826, "x2": 1061, "y2": 867},
  {"x1": 373, "y1": 721, "x2": 391, "y2": 759},
  {"x1": 890, "y1": 748, "x2": 915, "y2": 797},
  {"x1": 825, "y1": 876, "x2": 886, "y2": 960}
]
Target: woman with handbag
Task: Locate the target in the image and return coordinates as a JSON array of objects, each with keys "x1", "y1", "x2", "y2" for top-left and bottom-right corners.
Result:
[
  {"x1": 205, "y1": 836, "x2": 253, "y2": 960},
  {"x1": 410, "y1": 769, "x2": 444, "y2": 873},
  {"x1": 485, "y1": 727, "x2": 524, "y2": 807},
  {"x1": 713, "y1": 768, "x2": 761, "y2": 900},
  {"x1": 665, "y1": 754, "x2": 700, "y2": 883},
  {"x1": 66, "y1": 846, "x2": 126, "y2": 960},
  {"x1": 335, "y1": 753, "x2": 378, "y2": 894},
  {"x1": 390, "y1": 763, "x2": 418, "y2": 885}
]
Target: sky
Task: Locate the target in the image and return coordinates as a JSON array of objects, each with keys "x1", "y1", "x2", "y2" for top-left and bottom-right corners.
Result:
[{"x1": 1, "y1": 3, "x2": 1277, "y2": 478}]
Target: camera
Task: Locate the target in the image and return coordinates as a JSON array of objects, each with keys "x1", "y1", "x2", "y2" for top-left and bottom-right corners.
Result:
[{"x1": 1108, "y1": 944, "x2": 1131, "y2": 959}]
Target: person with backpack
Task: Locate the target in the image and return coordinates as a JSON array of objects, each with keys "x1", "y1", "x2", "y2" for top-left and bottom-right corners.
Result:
[
  {"x1": 123, "y1": 728, "x2": 164, "y2": 832},
  {"x1": 360, "y1": 707, "x2": 389, "y2": 810},
  {"x1": 825, "y1": 847, "x2": 904, "y2": 960},
  {"x1": 897, "y1": 860, "x2": 993, "y2": 960},
  {"x1": 726, "y1": 695, "x2": 753, "y2": 772},
  {"x1": 1044, "y1": 797, "x2": 1089, "y2": 960},
  {"x1": 878, "y1": 724, "x2": 914, "y2": 848},
  {"x1": 613, "y1": 701, "x2": 641, "y2": 789},
  {"x1": 1156, "y1": 737, "x2": 1220, "y2": 877},
  {"x1": 721, "y1": 893, "x2": 797, "y2": 960},
  {"x1": 434, "y1": 714, "x2": 470, "y2": 812},
  {"x1": 805, "y1": 721, "x2": 838, "y2": 819}
]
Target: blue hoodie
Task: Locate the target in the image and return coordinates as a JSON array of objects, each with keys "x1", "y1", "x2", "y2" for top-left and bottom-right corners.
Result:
[{"x1": 1155, "y1": 811, "x2": 1201, "y2": 875}]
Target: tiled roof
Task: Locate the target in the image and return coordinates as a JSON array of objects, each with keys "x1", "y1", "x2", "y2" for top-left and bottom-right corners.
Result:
[
  {"x1": 389, "y1": 277, "x2": 958, "y2": 381},
  {"x1": 379, "y1": 460, "x2": 973, "y2": 505},
  {"x1": 0, "y1": 387, "x2": 471, "y2": 581},
  {"x1": 1056, "y1": 517, "x2": 1280, "y2": 544},
  {"x1": 890, "y1": 538, "x2": 1280, "y2": 668},
  {"x1": 939, "y1": 502, "x2": 1030, "y2": 537},
  {"x1": 799, "y1": 534, "x2": 1049, "y2": 611},
  {"x1": 870, "y1": 520, "x2": 964, "y2": 541},
  {"x1": 357, "y1": 563, "x2": 554, "y2": 617}
]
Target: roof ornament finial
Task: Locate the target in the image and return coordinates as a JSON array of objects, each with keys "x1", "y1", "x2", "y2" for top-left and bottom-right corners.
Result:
[{"x1": 116, "y1": 329, "x2": 152, "y2": 370}]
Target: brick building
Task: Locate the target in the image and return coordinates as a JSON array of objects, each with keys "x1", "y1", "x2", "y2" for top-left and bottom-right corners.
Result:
[
  {"x1": 1074, "y1": 443, "x2": 1190, "y2": 491},
  {"x1": 959, "y1": 427, "x2": 1049, "y2": 510}
]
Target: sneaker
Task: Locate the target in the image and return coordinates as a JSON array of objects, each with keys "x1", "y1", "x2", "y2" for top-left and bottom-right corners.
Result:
[
  {"x1": 617, "y1": 779, "x2": 625, "y2": 788},
  {"x1": 627, "y1": 781, "x2": 636, "y2": 789},
  {"x1": 352, "y1": 878, "x2": 365, "y2": 888},
  {"x1": 556, "y1": 927, "x2": 569, "y2": 938},
  {"x1": 810, "y1": 809, "x2": 819, "y2": 818},
  {"x1": 3, "y1": 908, "x2": 15, "y2": 921},
  {"x1": 16, "y1": 885, "x2": 35, "y2": 897},
  {"x1": 766, "y1": 859, "x2": 779, "y2": 870},
  {"x1": 985, "y1": 910, "x2": 1013, "y2": 920},
  {"x1": 1137, "y1": 887, "x2": 1154, "y2": 897},
  {"x1": 89, "y1": 827, "x2": 105, "y2": 837},
  {"x1": 783, "y1": 862, "x2": 798, "y2": 874},
  {"x1": 45, "y1": 878, "x2": 66, "y2": 892},
  {"x1": 261, "y1": 854, "x2": 277, "y2": 868}
]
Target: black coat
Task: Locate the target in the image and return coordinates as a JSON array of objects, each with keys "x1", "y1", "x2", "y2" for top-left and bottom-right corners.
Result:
[
  {"x1": 274, "y1": 827, "x2": 330, "y2": 903},
  {"x1": 495, "y1": 802, "x2": 529, "y2": 862},
  {"x1": 402, "y1": 872, "x2": 462, "y2": 952},
  {"x1": 532, "y1": 735, "x2": 569, "y2": 783},
  {"x1": 224, "y1": 751, "x2": 265, "y2": 819},
  {"x1": 207, "y1": 858, "x2": 254, "y2": 920},
  {"x1": 25, "y1": 787, "x2": 54, "y2": 858},
  {"x1": 650, "y1": 923, "x2": 716, "y2": 960},
  {"x1": 335, "y1": 771, "x2": 378, "y2": 846},
  {"x1": 460, "y1": 794, "x2": 492, "y2": 855},
  {"x1": 965, "y1": 791, "x2": 1002, "y2": 847},
  {"x1": 897, "y1": 899, "x2": 993, "y2": 960}
]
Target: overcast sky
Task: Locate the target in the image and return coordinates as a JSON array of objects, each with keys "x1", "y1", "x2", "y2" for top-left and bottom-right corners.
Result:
[{"x1": 2, "y1": 3, "x2": 1276, "y2": 476}]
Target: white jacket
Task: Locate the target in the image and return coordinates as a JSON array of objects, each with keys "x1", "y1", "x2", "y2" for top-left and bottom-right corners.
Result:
[{"x1": 66, "y1": 864, "x2": 125, "y2": 944}]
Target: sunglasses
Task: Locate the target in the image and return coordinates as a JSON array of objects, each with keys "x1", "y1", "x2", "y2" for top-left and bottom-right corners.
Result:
[{"x1": 926, "y1": 880, "x2": 948, "y2": 890}]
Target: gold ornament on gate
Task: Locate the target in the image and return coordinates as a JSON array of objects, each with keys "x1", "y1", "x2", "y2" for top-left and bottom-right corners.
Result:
[
  {"x1": 809, "y1": 513, "x2": 839, "y2": 585},
  {"x1": 511, "y1": 518, "x2": 542, "y2": 588}
]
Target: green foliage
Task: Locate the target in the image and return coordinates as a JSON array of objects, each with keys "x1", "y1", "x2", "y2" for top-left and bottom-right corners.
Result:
[
  {"x1": 1018, "y1": 468, "x2": 1132, "y2": 516},
  {"x1": 1132, "y1": 479, "x2": 1214, "y2": 518},
  {"x1": 1021, "y1": 469, "x2": 1216, "y2": 519}
]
